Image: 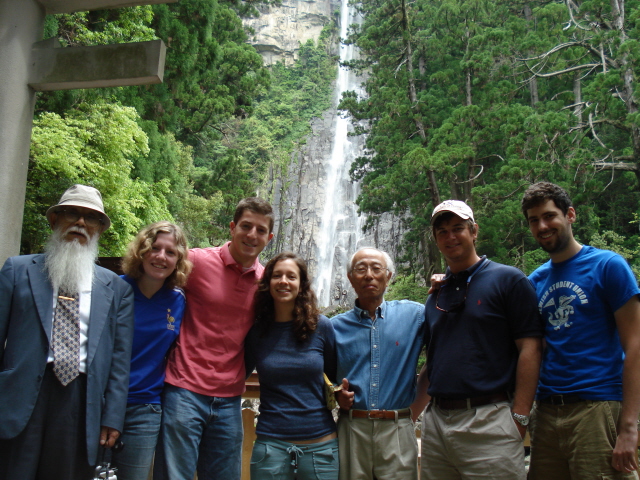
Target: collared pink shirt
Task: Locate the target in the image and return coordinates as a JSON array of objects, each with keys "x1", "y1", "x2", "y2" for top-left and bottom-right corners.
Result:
[{"x1": 164, "y1": 242, "x2": 264, "y2": 397}]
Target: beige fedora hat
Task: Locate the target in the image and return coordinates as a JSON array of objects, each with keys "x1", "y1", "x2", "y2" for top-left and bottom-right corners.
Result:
[{"x1": 46, "y1": 184, "x2": 111, "y2": 230}]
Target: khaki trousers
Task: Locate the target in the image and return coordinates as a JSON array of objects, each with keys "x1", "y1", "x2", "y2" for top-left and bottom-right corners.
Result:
[
  {"x1": 529, "y1": 400, "x2": 639, "y2": 480},
  {"x1": 337, "y1": 412, "x2": 418, "y2": 480},
  {"x1": 420, "y1": 401, "x2": 525, "y2": 480}
]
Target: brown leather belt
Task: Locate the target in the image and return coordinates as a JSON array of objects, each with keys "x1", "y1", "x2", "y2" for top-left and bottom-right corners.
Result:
[
  {"x1": 433, "y1": 392, "x2": 510, "y2": 410},
  {"x1": 344, "y1": 409, "x2": 412, "y2": 420}
]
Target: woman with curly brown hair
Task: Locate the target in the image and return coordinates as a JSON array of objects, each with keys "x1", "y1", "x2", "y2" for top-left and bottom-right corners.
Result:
[
  {"x1": 111, "y1": 221, "x2": 192, "y2": 480},
  {"x1": 245, "y1": 252, "x2": 339, "y2": 480}
]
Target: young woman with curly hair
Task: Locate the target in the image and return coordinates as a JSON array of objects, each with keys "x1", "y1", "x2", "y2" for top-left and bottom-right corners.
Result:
[
  {"x1": 245, "y1": 252, "x2": 339, "y2": 480},
  {"x1": 111, "y1": 221, "x2": 192, "y2": 480}
]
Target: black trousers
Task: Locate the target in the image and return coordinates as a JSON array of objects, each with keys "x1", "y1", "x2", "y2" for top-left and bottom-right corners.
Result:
[{"x1": 0, "y1": 364, "x2": 95, "y2": 480}]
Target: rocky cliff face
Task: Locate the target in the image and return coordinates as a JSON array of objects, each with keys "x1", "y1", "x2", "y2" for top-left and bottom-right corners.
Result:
[
  {"x1": 262, "y1": 104, "x2": 405, "y2": 308},
  {"x1": 244, "y1": 0, "x2": 339, "y2": 65}
]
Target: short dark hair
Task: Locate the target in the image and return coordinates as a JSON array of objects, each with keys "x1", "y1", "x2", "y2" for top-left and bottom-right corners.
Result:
[
  {"x1": 521, "y1": 182, "x2": 572, "y2": 219},
  {"x1": 432, "y1": 211, "x2": 477, "y2": 237},
  {"x1": 234, "y1": 197, "x2": 274, "y2": 233},
  {"x1": 254, "y1": 252, "x2": 319, "y2": 343}
]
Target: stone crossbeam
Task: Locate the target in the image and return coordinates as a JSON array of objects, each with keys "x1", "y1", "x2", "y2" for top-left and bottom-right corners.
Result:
[{"x1": 29, "y1": 39, "x2": 166, "y2": 91}]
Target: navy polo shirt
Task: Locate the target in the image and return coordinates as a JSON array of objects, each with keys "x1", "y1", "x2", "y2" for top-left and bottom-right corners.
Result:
[{"x1": 425, "y1": 257, "x2": 543, "y2": 398}]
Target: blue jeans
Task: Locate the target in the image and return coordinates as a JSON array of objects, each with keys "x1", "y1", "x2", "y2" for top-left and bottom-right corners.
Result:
[
  {"x1": 153, "y1": 385, "x2": 243, "y2": 480},
  {"x1": 251, "y1": 436, "x2": 339, "y2": 480},
  {"x1": 111, "y1": 403, "x2": 162, "y2": 480}
]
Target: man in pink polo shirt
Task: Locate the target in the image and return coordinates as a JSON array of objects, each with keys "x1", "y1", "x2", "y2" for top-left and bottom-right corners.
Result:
[{"x1": 154, "y1": 197, "x2": 274, "y2": 480}]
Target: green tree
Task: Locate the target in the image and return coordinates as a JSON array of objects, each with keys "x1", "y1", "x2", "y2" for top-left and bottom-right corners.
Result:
[
  {"x1": 386, "y1": 274, "x2": 429, "y2": 302},
  {"x1": 338, "y1": 0, "x2": 640, "y2": 279},
  {"x1": 33, "y1": 1, "x2": 276, "y2": 249},
  {"x1": 24, "y1": 104, "x2": 172, "y2": 256},
  {"x1": 42, "y1": 6, "x2": 156, "y2": 47},
  {"x1": 38, "y1": 0, "x2": 271, "y2": 145}
]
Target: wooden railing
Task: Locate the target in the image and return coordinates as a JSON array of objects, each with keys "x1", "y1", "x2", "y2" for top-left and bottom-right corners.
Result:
[{"x1": 241, "y1": 373, "x2": 260, "y2": 480}]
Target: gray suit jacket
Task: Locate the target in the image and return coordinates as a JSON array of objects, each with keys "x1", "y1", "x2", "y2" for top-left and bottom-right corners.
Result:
[{"x1": 0, "y1": 254, "x2": 134, "y2": 465}]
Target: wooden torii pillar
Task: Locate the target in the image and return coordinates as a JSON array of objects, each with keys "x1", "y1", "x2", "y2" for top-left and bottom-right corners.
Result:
[{"x1": 0, "y1": 0, "x2": 176, "y2": 265}]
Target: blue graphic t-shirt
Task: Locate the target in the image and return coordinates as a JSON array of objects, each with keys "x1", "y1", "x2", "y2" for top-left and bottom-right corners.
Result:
[{"x1": 529, "y1": 246, "x2": 640, "y2": 400}]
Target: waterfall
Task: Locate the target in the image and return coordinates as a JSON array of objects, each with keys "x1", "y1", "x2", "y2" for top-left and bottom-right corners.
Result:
[
  {"x1": 254, "y1": 0, "x2": 403, "y2": 308},
  {"x1": 312, "y1": 0, "x2": 366, "y2": 307}
]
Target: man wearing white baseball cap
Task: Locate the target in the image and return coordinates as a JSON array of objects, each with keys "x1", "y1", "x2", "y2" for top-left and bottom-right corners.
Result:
[
  {"x1": 411, "y1": 199, "x2": 544, "y2": 480},
  {"x1": 0, "y1": 184, "x2": 134, "y2": 480}
]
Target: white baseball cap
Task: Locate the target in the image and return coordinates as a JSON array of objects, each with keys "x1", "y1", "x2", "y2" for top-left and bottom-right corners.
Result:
[{"x1": 431, "y1": 200, "x2": 475, "y2": 225}]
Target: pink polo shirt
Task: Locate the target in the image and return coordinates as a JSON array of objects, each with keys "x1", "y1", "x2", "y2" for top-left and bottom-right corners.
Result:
[{"x1": 164, "y1": 242, "x2": 263, "y2": 397}]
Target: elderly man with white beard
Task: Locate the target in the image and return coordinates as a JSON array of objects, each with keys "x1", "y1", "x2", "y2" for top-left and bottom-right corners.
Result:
[{"x1": 0, "y1": 184, "x2": 134, "y2": 480}]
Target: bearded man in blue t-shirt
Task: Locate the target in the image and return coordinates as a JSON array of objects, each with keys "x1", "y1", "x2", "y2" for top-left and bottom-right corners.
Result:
[{"x1": 522, "y1": 182, "x2": 640, "y2": 480}]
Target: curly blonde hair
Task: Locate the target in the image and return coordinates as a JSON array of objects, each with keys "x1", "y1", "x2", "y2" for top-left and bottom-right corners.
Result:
[{"x1": 121, "y1": 221, "x2": 192, "y2": 289}]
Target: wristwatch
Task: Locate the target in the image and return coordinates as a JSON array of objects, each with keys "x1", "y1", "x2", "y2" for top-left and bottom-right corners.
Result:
[{"x1": 512, "y1": 412, "x2": 530, "y2": 427}]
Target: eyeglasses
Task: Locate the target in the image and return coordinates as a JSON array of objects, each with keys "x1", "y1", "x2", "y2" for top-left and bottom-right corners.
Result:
[
  {"x1": 56, "y1": 208, "x2": 105, "y2": 228},
  {"x1": 352, "y1": 264, "x2": 388, "y2": 276}
]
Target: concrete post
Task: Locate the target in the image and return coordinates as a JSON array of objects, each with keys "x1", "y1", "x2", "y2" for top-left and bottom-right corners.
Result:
[{"x1": 0, "y1": 0, "x2": 45, "y2": 264}]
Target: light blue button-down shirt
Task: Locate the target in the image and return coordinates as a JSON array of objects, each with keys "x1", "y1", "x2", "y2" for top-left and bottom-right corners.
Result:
[{"x1": 331, "y1": 299, "x2": 426, "y2": 410}]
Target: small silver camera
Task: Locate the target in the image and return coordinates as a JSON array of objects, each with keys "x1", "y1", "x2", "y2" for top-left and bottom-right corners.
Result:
[
  {"x1": 93, "y1": 440, "x2": 123, "y2": 480},
  {"x1": 93, "y1": 463, "x2": 117, "y2": 480}
]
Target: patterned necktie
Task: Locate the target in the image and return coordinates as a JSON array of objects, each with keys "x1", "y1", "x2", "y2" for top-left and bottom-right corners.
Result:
[{"x1": 52, "y1": 288, "x2": 80, "y2": 386}]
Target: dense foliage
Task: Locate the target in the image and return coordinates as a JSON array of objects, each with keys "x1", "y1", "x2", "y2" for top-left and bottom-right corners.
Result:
[
  {"x1": 25, "y1": 2, "x2": 337, "y2": 255},
  {"x1": 339, "y1": 0, "x2": 640, "y2": 279}
]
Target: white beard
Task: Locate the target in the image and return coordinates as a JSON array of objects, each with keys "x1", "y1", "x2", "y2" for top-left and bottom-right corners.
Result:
[{"x1": 44, "y1": 226, "x2": 99, "y2": 294}]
